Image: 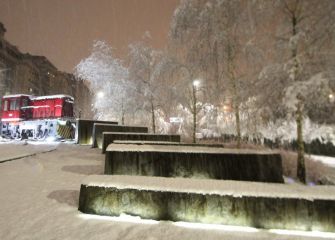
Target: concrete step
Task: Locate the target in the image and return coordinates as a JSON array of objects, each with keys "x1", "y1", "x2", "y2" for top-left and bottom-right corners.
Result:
[
  {"x1": 102, "y1": 133, "x2": 181, "y2": 153},
  {"x1": 92, "y1": 124, "x2": 148, "y2": 148},
  {"x1": 79, "y1": 175, "x2": 335, "y2": 232},
  {"x1": 76, "y1": 119, "x2": 118, "y2": 145},
  {"x1": 105, "y1": 144, "x2": 284, "y2": 183}
]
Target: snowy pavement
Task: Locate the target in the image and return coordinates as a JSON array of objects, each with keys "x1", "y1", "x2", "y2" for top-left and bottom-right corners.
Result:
[
  {"x1": 0, "y1": 143, "x2": 334, "y2": 240},
  {"x1": 0, "y1": 141, "x2": 57, "y2": 163}
]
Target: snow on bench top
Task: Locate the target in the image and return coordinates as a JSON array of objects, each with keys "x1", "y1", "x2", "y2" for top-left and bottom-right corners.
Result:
[
  {"x1": 103, "y1": 132, "x2": 179, "y2": 136},
  {"x1": 77, "y1": 119, "x2": 118, "y2": 123},
  {"x1": 82, "y1": 175, "x2": 335, "y2": 201},
  {"x1": 113, "y1": 140, "x2": 180, "y2": 144},
  {"x1": 112, "y1": 140, "x2": 224, "y2": 147},
  {"x1": 94, "y1": 122, "x2": 133, "y2": 128},
  {"x1": 106, "y1": 143, "x2": 277, "y2": 154}
]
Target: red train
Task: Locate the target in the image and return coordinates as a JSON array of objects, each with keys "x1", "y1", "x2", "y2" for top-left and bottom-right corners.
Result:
[{"x1": 0, "y1": 94, "x2": 75, "y2": 139}]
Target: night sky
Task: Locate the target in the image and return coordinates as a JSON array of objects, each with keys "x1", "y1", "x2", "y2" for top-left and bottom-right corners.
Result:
[{"x1": 0, "y1": 0, "x2": 179, "y2": 72}]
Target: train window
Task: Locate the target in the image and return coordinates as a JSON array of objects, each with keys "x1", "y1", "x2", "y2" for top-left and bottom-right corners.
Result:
[
  {"x1": 3, "y1": 100, "x2": 8, "y2": 111},
  {"x1": 10, "y1": 99, "x2": 16, "y2": 110},
  {"x1": 11, "y1": 99, "x2": 20, "y2": 110},
  {"x1": 16, "y1": 99, "x2": 20, "y2": 110},
  {"x1": 9, "y1": 99, "x2": 20, "y2": 110},
  {"x1": 22, "y1": 99, "x2": 28, "y2": 107}
]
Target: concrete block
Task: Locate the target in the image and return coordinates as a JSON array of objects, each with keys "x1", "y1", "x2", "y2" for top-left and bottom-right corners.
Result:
[
  {"x1": 79, "y1": 175, "x2": 335, "y2": 232},
  {"x1": 102, "y1": 133, "x2": 181, "y2": 153},
  {"x1": 112, "y1": 140, "x2": 224, "y2": 148},
  {"x1": 105, "y1": 144, "x2": 283, "y2": 183},
  {"x1": 75, "y1": 119, "x2": 118, "y2": 145},
  {"x1": 92, "y1": 124, "x2": 148, "y2": 148}
]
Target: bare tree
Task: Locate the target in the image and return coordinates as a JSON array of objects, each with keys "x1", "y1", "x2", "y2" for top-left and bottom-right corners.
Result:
[
  {"x1": 252, "y1": 0, "x2": 335, "y2": 183},
  {"x1": 74, "y1": 41, "x2": 130, "y2": 122},
  {"x1": 169, "y1": 0, "x2": 268, "y2": 147},
  {"x1": 128, "y1": 34, "x2": 173, "y2": 133},
  {"x1": 279, "y1": 0, "x2": 335, "y2": 183}
]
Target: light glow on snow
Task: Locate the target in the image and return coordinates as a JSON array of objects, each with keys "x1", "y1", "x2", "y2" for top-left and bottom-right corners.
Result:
[
  {"x1": 269, "y1": 229, "x2": 335, "y2": 239},
  {"x1": 173, "y1": 221, "x2": 259, "y2": 232},
  {"x1": 78, "y1": 213, "x2": 159, "y2": 225}
]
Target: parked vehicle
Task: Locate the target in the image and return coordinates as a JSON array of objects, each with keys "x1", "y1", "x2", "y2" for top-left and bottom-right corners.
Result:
[{"x1": 0, "y1": 94, "x2": 75, "y2": 140}]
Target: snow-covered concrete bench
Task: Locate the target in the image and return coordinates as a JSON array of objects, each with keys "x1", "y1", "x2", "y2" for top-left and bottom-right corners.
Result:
[
  {"x1": 76, "y1": 119, "x2": 118, "y2": 145},
  {"x1": 78, "y1": 175, "x2": 335, "y2": 232},
  {"x1": 92, "y1": 124, "x2": 148, "y2": 148},
  {"x1": 102, "y1": 133, "x2": 181, "y2": 153},
  {"x1": 112, "y1": 140, "x2": 225, "y2": 148},
  {"x1": 105, "y1": 144, "x2": 283, "y2": 183}
]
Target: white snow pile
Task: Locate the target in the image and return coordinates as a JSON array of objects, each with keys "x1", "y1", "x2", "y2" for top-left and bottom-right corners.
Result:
[{"x1": 311, "y1": 155, "x2": 335, "y2": 168}]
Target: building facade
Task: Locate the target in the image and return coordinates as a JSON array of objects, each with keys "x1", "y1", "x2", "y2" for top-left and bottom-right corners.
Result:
[{"x1": 0, "y1": 22, "x2": 93, "y2": 119}]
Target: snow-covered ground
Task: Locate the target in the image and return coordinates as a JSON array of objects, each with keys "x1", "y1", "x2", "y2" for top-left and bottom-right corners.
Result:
[
  {"x1": 0, "y1": 141, "x2": 57, "y2": 163},
  {"x1": 311, "y1": 155, "x2": 335, "y2": 168},
  {"x1": 0, "y1": 143, "x2": 334, "y2": 240}
]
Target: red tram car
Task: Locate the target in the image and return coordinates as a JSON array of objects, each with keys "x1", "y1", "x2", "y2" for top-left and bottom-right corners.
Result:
[{"x1": 0, "y1": 94, "x2": 75, "y2": 139}]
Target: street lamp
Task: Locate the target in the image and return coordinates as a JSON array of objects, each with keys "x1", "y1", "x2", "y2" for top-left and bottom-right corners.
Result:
[
  {"x1": 97, "y1": 91, "x2": 104, "y2": 99},
  {"x1": 193, "y1": 80, "x2": 200, "y2": 87}
]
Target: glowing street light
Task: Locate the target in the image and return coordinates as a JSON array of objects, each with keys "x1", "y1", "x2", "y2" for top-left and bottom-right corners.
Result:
[
  {"x1": 97, "y1": 91, "x2": 104, "y2": 98},
  {"x1": 193, "y1": 79, "x2": 200, "y2": 87},
  {"x1": 329, "y1": 93, "x2": 334, "y2": 100}
]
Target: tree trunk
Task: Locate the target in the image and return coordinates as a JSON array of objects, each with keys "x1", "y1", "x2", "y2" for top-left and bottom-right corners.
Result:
[
  {"x1": 192, "y1": 84, "x2": 197, "y2": 143},
  {"x1": 235, "y1": 103, "x2": 241, "y2": 148},
  {"x1": 121, "y1": 100, "x2": 125, "y2": 125},
  {"x1": 288, "y1": 3, "x2": 306, "y2": 183},
  {"x1": 151, "y1": 98, "x2": 156, "y2": 134},
  {"x1": 121, "y1": 112, "x2": 125, "y2": 125},
  {"x1": 296, "y1": 101, "x2": 306, "y2": 183},
  {"x1": 232, "y1": 77, "x2": 241, "y2": 148}
]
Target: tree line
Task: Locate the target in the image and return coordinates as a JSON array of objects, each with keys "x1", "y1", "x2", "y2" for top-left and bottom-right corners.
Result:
[{"x1": 75, "y1": 0, "x2": 335, "y2": 183}]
